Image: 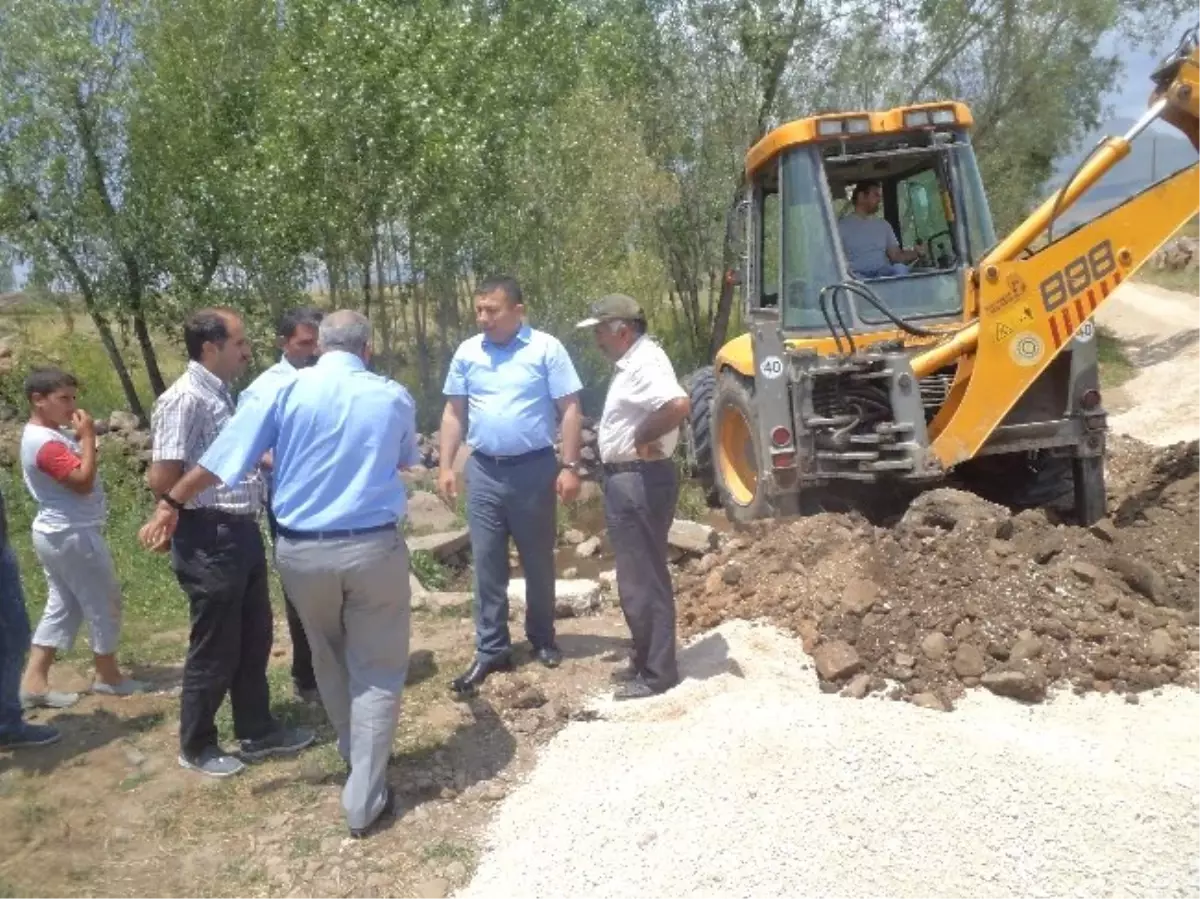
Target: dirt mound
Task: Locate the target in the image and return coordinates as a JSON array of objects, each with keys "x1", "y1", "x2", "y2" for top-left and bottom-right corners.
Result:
[{"x1": 675, "y1": 438, "x2": 1200, "y2": 710}]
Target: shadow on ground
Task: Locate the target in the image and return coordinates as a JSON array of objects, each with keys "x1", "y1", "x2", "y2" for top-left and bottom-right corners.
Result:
[
  {"x1": 1121, "y1": 328, "x2": 1200, "y2": 368},
  {"x1": 0, "y1": 709, "x2": 166, "y2": 776}
]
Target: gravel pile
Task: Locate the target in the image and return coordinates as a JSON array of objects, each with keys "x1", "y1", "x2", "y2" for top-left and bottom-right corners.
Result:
[
  {"x1": 672, "y1": 438, "x2": 1199, "y2": 709},
  {"x1": 459, "y1": 620, "x2": 1200, "y2": 899}
]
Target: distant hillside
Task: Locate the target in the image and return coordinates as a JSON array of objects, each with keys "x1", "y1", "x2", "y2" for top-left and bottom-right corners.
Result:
[{"x1": 1043, "y1": 118, "x2": 1196, "y2": 228}]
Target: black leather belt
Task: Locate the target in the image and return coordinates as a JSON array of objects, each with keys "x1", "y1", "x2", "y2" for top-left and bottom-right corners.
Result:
[
  {"x1": 178, "y1": 507, "x2": 257, "y2": 523},
  {"x1": 276, "y1": 521, "x2": 396, "y2": 541},
  {"x1": 603, "y1": 459, "x2": 672, "y2": 475},
  {"x1": 472, "y1": 446, "x2": 555, "y2": 466}
]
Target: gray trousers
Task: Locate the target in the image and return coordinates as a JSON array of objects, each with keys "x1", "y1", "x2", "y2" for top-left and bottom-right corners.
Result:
[
  {"x1": 275, "y1": 530, "x2": 411, "y2": 832},
  {"x1": 603, "y1": 460, "x2": 680, "y2": 692},
  {"x1": 466, "y1": 451, "x2": 558, "y2": 662},
  {"x1": 30, "y1": 526, "x2": 122, "y2": 655}
]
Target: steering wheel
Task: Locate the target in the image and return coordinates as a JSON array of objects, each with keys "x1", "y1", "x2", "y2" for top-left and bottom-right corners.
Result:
[{"x1": 920, "y1": 228, "x2": 956, "y2": 268}]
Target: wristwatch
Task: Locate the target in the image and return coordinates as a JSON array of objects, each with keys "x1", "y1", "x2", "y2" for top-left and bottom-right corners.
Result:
[
  {"x1": 561, "y1": 460, "x2": 583, "y2": 474},
  {"x1": 159, "y1": 493, "x2": 186, "y2": 512}
]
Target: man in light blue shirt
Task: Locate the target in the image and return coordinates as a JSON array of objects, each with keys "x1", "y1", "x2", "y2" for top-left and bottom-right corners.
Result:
[
  {"x1": 138, "y1": 310, "x2": 420, "y2": 839},
  {"x1": 237, "y1": 306, "x2": 323, "y2": 704},
  {"x1": 438, "y1": 274, "x2": 584, "y2": 696}
]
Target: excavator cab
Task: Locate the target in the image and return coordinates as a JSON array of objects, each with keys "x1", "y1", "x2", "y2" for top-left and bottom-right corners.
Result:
[
  {"x1": 760, "y1": 103, "x2": 992, "y2": 333},
  {"x1": 684, "y1": 26, "x2": 1200, "y2": 526}
]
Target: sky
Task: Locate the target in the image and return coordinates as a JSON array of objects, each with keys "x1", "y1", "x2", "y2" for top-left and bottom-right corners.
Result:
[{"x1": 1103, "y1": 17, "x2": 1195, "y2": 129}]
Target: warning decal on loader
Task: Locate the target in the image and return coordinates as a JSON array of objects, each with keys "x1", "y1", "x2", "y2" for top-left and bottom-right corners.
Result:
[
  {"x1": 994, "y1": 322, "x2": 1013, "y2": 342},
  {"x1": 1009, "y1": 332, "x2": 1044, "y2": 367}
]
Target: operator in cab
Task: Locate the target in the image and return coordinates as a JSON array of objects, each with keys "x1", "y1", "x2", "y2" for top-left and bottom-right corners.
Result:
[{"x1": 838, "y1": 180, "x2": 926, "y2": 279}]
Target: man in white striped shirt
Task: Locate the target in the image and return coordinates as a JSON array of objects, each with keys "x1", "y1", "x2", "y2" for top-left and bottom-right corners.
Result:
[{"x1": 148, "y1": 307, "x2": 312, "y2": 778}]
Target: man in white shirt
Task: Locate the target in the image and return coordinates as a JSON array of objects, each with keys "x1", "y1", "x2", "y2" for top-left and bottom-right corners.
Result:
[
  {"x1": 837, "y1": 180, "x2": 925, "y2": 278},
  {"x1": 576, "y1": 294, "x2": 690, "y2": 700}
]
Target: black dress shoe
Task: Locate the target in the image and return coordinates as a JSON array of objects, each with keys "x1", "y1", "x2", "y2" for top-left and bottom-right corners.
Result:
[
  {"x1": 613, "y1": 679, "x2": 657, "y2": 701},
  {"x1": 450, "y1": 655, "x2": 513, "y2": 697},
  {"x1": 533, "y1": 645, "x2": 562, "y2": 669},
  {"x1": 614, "y1": 675, "x2": 678, "y2": 701}
]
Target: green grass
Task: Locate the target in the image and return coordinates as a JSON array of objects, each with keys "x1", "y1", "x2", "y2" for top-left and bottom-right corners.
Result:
[
  {"x1": 1096, "y1": 325, "x2": 1137, "y2": 389},
  {"x1": 1131, "y1": 216, "x2": 1198, "y2": 295},
  {"x1": 410, "y1": 549, "x2": 450, "y2": 590},
  {"x1": 0, "y1": 453, "x2": 193, "y2": 668},
  {"x1": 675, "y1": 477, "x2": 710, "y2": 521},
  {"x1": 0, "y1": 303, "x2": 186, "y2": 421},
  {"x1": 421, "y1": 839, "x2": 474, "y2": 865},
  {"x1": 1133, "y1": 267, "x2": 1199, "y2": 295}
]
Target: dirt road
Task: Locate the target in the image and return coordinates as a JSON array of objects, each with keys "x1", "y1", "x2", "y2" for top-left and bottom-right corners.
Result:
[{"x1": 1096, "y1": 281, "x2": 1199, "y2": 446}]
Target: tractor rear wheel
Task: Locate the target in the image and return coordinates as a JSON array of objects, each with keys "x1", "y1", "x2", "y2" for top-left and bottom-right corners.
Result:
[
  {"x1": 682, "y1": 365, "x2": 719, "y2": 505},
  {"x1": 957, "y1": 448, "x2": 1106, "y2": 523},
  {"x1": 713, "y1": 369, "x2": 774, "y2": 522}
]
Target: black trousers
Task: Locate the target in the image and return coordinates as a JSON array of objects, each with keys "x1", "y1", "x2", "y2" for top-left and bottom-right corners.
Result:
[
  {"x1": 171, "y1": 509, "x2": 277, "y2": 759},
  {"x1": 603, "y1": 460, "x2": 681, "y2": 692},
  {"x1": 266, "y1": 503, "x2": 316, "y2": 691}
]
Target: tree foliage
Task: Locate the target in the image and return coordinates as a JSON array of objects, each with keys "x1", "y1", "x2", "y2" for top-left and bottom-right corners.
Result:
[{"x1": 0, "y1": 0, "x2": 1189, "y2": 421}]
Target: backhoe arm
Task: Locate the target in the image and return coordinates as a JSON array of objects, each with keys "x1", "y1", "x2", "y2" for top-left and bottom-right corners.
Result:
[{"x1": 910, "y1": 28, "x2": 1200, "y2": 467}]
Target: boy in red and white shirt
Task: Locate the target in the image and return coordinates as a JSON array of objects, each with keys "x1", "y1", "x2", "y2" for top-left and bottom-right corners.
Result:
[{"x1": 18, "y1": 367, "x2": 145, "y2": 707}]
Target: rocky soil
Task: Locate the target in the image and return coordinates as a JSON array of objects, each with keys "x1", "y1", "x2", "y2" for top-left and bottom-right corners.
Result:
[
  {"x1": 1151, "y1": 234, "x2": 1199, "y2": 272},
  {"x1": 673, "y1": 436, "x2": 1200, "y2": 711}
]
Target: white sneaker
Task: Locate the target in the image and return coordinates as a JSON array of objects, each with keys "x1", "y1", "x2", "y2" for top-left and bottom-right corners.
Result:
[{"x1": 92, "y1": 679, "x2": 150, "y2": 696}]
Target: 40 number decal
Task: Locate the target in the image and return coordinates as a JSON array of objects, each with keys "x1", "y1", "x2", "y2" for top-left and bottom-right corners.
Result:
[{"x1": 1039, "y1": 240, "x2": 1116, "y2": 313}]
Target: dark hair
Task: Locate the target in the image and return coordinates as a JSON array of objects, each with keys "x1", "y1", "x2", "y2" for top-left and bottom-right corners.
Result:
[
  {"x1": 184, "y1": 308, "x2": 234, "y2": 361},
  {"x1": 475, "y1": 275, "x2": 523, "y2": 307},
  {"x1": 852, "y1": 180, "x2": 881, "y2": 202},
  {"x1": 24, "y1": 366, "x2": 78, "y2": 401},
  {"x1": 276, "y1": 306, "x2": 324, "y2": 339}
]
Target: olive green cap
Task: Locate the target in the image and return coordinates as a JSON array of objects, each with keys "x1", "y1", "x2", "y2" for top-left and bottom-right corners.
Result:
[{"x1": 575, "y1": 293, "x2": 646, "y2": 328}]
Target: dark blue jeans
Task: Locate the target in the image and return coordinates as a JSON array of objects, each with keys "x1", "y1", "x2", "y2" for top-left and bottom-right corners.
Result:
[
  {"x1": 0, "y1": 543, "x2": 31, "y2": 736},
  {"x1": 466, "y1": 450, "x2": 558, "y2": 662}
]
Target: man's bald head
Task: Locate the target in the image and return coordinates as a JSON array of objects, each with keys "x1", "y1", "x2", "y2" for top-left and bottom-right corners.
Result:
[{"x1": 318, "y1": 309, "x2": 372, "y2": 359}]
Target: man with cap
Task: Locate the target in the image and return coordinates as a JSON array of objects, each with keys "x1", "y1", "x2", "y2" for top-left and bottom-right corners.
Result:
[{"x1": 577, "y1": 294, "x2": 690, "y2": 700}]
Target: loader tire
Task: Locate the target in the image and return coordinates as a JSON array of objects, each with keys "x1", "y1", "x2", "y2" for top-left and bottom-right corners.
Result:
[
  {"x1": 682, "y1": 365, "x2": 719, "y2": 505},
  {"x1": 957, "y1": 450, "x2": 1079, "y2": 516},
  {"x1": 712, "y1": 369, "x2": 775, "y2": 523}
]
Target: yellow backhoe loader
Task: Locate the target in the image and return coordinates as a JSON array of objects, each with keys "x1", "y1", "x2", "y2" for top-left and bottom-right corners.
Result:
[{"x1": 684, "y1": 24, "x2": 1200, "y2": 526}]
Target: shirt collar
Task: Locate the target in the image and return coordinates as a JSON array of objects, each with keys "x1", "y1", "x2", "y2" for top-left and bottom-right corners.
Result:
[
  {"x1": 483, "y1": 322, "x2": 532, "y2": 349},
  {"x1": 187, "y1": 359, "x2": 230, "y2": 395},
  {"x1": 614, "y1": 334, "x2": 648, "y2": 371},
  {"x1": 316, "y1": 350, "x2": 367, "y2": 372}
]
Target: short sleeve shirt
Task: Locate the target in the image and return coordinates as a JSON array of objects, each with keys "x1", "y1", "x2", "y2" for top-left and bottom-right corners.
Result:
[
  {"x1": 443, "y1": 323, "x2": 582, "y2": 457},
  {"x1": 150, "y1": 361, "x2": 263, "y2": 514},
  {"x1": 837, "y1": 214, "x2": 899, "y2": 274},
  {"x1": 597, "y1": 335, "x2": 687, "y2": 463}
]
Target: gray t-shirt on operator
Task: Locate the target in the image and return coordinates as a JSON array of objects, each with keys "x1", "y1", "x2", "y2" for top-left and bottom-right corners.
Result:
[{"x1": 838, "y1": 214, "x2": 899, "y2": 275}]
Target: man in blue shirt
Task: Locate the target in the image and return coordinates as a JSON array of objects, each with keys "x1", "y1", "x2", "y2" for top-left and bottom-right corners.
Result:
[
  {"x1": 438, "y1": 275, "x2": 584, "y2": 696},
  {"x1": 139, "y1": 309, "x2": 421, "y2": 839},
  {"x1": 238, "y1": 306, "x2": 323, "y2": 704}
]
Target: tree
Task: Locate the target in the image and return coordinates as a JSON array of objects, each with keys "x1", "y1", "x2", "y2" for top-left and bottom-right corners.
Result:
[
  {"x1": 0, "y1": 0, "x2": 152, "y2": 417},
  {"x1": 0, "y1": 242, "x2": 14, "y2": 294}
]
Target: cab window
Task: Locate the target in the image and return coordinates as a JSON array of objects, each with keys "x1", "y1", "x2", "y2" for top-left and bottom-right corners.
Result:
[
  {"x1": 761, "y1": 189, "x2": 780, "y2": 308},
  {"x1": 896, "y1": 167, "x2": 955, "y2": 269}
]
